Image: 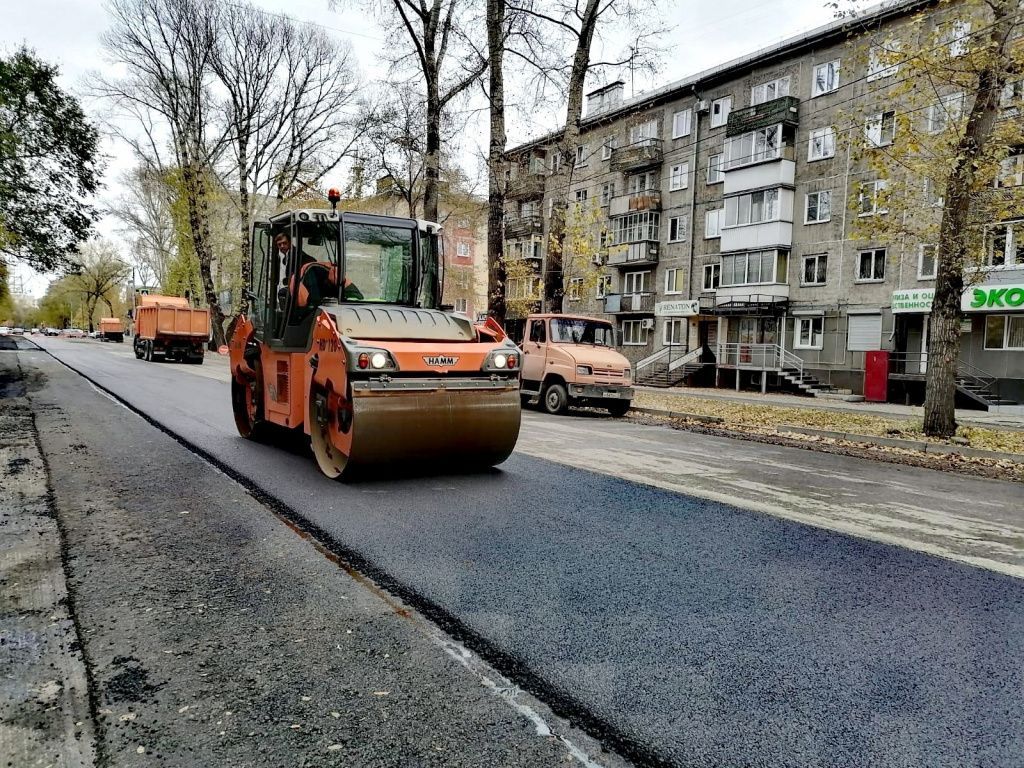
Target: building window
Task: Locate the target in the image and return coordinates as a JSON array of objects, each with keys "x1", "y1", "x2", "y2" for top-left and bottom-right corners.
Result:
[
  {"x1": 664, "y1": 267, "x2": 685, "y2": 294},
  {"x1": 867, "y1": 40, "x2": 900, "y2": 81},
  {"x1": 669, "y1": 163, "x2": 689, "y2": 191},
  {"x1": 575, "y1": 144, "x2": 588, "y2": 166},
  {"x1": 802, "y1": 253, "x2": 828, "y2": 285},
  {"x1": 575, "y1": 189, "x2": 588, "y2": 203},
  {"x1": 454, "y1": 297, "x2": 468, "y2": 313},
  {"x1": 997, "y1": 150, "x2": 1024, "y2": 188},
  {"x1": 456, "y1": 242, "x2": 471, "y2": 257},
  {"x1": 627, "y1": 171, "x2": 658, "y2": 194},
  {"x1": 672, "y1": 108, "x2": 692, "y2": 138},
  {"x1": 720, "y1": 250, "x2": 786, "y2": 286},
  {"x1": 805, "y1": 191, "x2": 831, "y2": 224},
  {"x1": 858, "y1": 180, "x2": 889, "y2": 216},
  {"x1": 857, "y1": 248, "x2": 886, "y2": 282},
  {"x1": 985, "y1": 220, "x2": 1024, "y2": 267},
  {"x1": 710, "y1": 96, "x2": 732, "y2": 128},
  {"x1": 613, "y1": 211, "x2": 660, "y2": 243},
  {"x1": 549, "y1": 151, "x2": 562, "y2": 174},
  {"x1": 985, "y1": 315, "x2": 1024, "y2": 350},
  {"x1": 703, "y1": 263, "x2": 721, "y2": 290},
  {"x1": 623, "y1": 270, "x2": 651, "y2": 295},
  {"x1": 1002, "y1": 80, "x2": 1024, "y2": 112},
  {"x1": 865, "y1": 111, "x2": 896, "y2": 146},
  {"x1": 724, "y1": 124, "x2": 781, "y2": 169},
  {"x1": 945, "y1": 20, "x2": 971, "y2": 57},
  {"x1": 567, "y1": 277, "x2": 584, "y2": 301},
  {"x1": 528, "y1": 156, "x2": 546, "y2": 175},
  {"x1": 622, "y1": 320, "x2": 649, "y2": 346},
  {"x1": 808, "y1": 126, "x2": 836, "y2": 160},
  {"x1": 926, "y1": 93, "x2": 964, "y2": 134},
  {"x1": 602, "y1": 137, "x2": 616, "y2": 160},
  {"x1": 629, "y1": 119, "x2": 659, "y2": 143},
  {"x1": 707, "y1": 153, "x2": 725, "y2": 183},
  {"x1": 795, "y1": 316, "x2": 824, "y2": 349},
  {"x1": 668, "y1": 215, "x2": 689, "y2": 242},
  {"x1": 724, "y1": 188, "x2": 780, "y2": 228},
  {"x1": 924, "y1": 178, "x2": 945, "y2": 207},
  {"x1": 596, "y1": 274, "x2": 612, "y2": 298},
  {"x1": 601, "y1": 182, "x2": 616, "y2": 206},
  {"x1": 751, "y1": 77, "x2": 790, "y2": 105},
  {"x1": 918, "y1": 245, "x2": 937, "y2": 279},
  {"x1": 812, "y1": 60, "x2": 840, "y2": 96},
  {"x1": 507, "y1": 276, "x2": 541, "y2": 299},
  {"x1": 705, "y1": 208, "x2": 724, "y2": 238},
  {"x1": 664, "y1": 318, "x2": 686, "y2": 345}
]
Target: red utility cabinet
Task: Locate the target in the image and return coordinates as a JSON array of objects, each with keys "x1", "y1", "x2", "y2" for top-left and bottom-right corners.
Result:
[{"x1": 864, "y1": 350, "x2": 890, "y2": 402}]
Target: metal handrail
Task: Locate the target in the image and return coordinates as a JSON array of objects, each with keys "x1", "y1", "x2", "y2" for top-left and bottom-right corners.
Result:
[
  {"x1": 668, "y1": 345, "x2": 704, "y2": 372},
  {"x1": 635, "y1": 347, "x2": 669, "y2": 375},
  {"x1": 780, "y1": 346, "x2": 804, "y2": 379}
]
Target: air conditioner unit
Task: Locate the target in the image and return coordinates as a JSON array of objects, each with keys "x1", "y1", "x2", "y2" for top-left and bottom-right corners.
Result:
[
  {"x1": 696, "y1": 99, "x2": 710, "y2": 112},
  {"x1": 641, "y1": 318, "x2": 655, "y2": 330},
  {"x1": 591, "y1": 254, "x2": 604, "y2": 266}
]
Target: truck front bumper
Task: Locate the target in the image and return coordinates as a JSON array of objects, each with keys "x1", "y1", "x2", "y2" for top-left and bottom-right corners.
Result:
[{"x1": 568, "y1": 384, "x2": 634, "y2": 400}]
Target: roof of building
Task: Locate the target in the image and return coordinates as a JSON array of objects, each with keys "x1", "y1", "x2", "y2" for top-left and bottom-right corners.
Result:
[{"x1": 507, "y1": 0, "x2": 928, "y2": 154}]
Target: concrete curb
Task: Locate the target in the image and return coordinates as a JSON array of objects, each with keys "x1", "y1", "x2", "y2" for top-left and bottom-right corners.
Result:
[
  {"x1": 630, "y1": 406, "x2": 724, "y2": 424},
  {"x1": 775, "y1": 424, "x2": 1024, "y2": 464}
]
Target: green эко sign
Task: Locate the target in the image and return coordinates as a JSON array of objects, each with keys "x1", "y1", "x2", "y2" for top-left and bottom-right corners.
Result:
[{"x1": 961, "y1": 284, "x2": 1024, "y2": 312}]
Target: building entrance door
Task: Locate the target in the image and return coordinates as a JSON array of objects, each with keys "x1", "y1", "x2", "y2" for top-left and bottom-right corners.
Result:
[{"x1": 894, "y1": 314, "x2": 928, "y2": 374}]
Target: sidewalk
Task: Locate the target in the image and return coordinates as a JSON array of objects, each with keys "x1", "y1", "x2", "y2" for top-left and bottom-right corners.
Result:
[{"x1": 634, "y1": 384, "x2": 1024, "y2": 431}]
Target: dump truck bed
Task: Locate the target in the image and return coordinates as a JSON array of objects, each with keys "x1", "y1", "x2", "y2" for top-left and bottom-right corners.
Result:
[{"x1": 135, "y1": 304, "x2": 210, "y2": 341}]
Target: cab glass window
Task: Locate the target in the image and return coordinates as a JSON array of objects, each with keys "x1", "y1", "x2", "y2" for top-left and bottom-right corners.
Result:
[{"x1": 344, "y1": 223, "x2": 414, "y2": 303}]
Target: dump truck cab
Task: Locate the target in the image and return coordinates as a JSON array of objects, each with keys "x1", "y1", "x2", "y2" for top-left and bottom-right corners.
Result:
[
  {"x1": 519, "y1": 313, "x2": 634, "y2": 417},
  {"x1": 230, "y1": 205, "x2": 522, "y2": 478}
]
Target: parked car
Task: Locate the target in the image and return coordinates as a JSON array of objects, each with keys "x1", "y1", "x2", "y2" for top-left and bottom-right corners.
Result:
[
  {"x1": 30, "y1": 327, "x2": 40, "y2": 335},
  {"x1": 45, "y1": 327, "x2": 60, "y2": 336},
  {"x1": 0, "y1": 327, "x2": 10, "y2": 336},
  {"x1": 12, "y1": 327, "x2": 25, "y2": 335},
  {"x1": 65, "y1": 328, "x2": 85, "y2": 338}
]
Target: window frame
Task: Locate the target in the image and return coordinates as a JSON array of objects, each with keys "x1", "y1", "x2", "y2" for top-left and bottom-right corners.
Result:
[
  {"x1": 858, "y1": 180, "x2": 889, "y2": 216},
  {"x1": 672, "y1": 108, "x2": 692, "y2": 139},
  {"x1": 455, "y1": 241, "x2": 471, "y2": 258},
  {"x1": 867, "y1": 40, "x2": 901, "y2": 81},
  {"x1": 703, "y1": 263, "x2": 721, "y2": 291},
  {"x1": 856, "y1": 248, "x2": 887, "y2": 282},
  {"x1": 918, "y1": 244, "x2": 938, "y2": 280},
  {"x1": 667, "y1": 215, "x2": 689, "y2": 243},
  {"x1": 724, "y1": 188, "x2": 781, "y2": 228},
  {"x1": 865, "y1": 110, "x2": 896, "y2": 147},
  {"x1": 811, "y1": 60, "x2": 841, "y2": 97},
  {"x1": 704, "y1": 208, "x2": 724, "y2": 239},
  {"x1": 663, "y1": 318, "x2": 686, "y2": 346},
  {"x1": 801, "y1": 253, "x2": 828, "y2": 286},
  {"x1": 567, "y1": 277, "x2": 584, "y2": 301},
  {"x1": 622, "y1": 319, "x2": 649, "y2": 346},
  {"x1": 984, "y1": 315, "x2": 1024, "y2": 351},
  {"x1": 601, "y1": 137, "x2": 617, "y2": 160},
  {"x1": 707, "y1": 153, "x2": 725, "y2": 184},
  {"x1": 454, "y1": 297, "x2": 468, "y2": 313},
  {"x1": 596, "y1": 274, "x2": 612, "y2": 299},
  {"x1": 996, "y1": 150, "x2": 1024, "y2": 188},
  {"x1": 623, "y1": 269, "x2": 652, "y2": 295},
  {"x1": 751, "y1": 77, "x2": 791, "y2": 106},
  {"x1": 808, "y1": 126, "x2": 836, "y2": 161},
  {"x1": 805, "y1": 190, "x2": 831, "y2": 224},
  {"x1": 663, "y1": 267, "x2": 685, "y2": 294},
  {"x1": 794, "y1": 316, "x2": 825, "y2": 350},
  {"x1": 984, "y1": 220, "x2": 1024, "y2": 268},
  {"x1": 575, "y1": 189, "x2": 589, "y2": 203},
  {"x1": 669, "y1": 162, "x2": 689, "y2": 191},
  {"x1": 710, "y1": 96, "x2": 732, "y2": 128}
]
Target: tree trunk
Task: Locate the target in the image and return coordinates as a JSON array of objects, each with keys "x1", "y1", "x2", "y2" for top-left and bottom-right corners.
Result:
[
  {"x1": 424, "y1": 86, "x2": 441, "y2": 223},
  {"x1": 180, "y1": 149, "x2": 227, "y2": 349},
  {"x1": 486, "y1": 0, "x2": 507, "y2": 323},
  {"x1": 237, "y1": 135, "x2": 252, "y2": 320},
  {"x1": 923, "y1": 5, "x2": 1014, "y2": 437},
  {"x1": 543, "y1": 0, "x2": 600, "y2": 314}
]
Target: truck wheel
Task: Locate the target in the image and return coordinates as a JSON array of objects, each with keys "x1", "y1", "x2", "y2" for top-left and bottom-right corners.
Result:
[
  {"x1": 232, "y1": 363, "x2": 267, "y2": 440},
  {"x1": 134, "y1": 340, "x2": 143, "y2": 359},
  {"x1": 606, "y1": 400, "x2": 631, "y2": 418},
  {"x1": 542, "y1": 383, "x2": 569, "y2": 415}
]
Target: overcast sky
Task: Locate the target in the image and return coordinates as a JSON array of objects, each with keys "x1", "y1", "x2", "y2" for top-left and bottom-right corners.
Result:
[{"x1": 5, "y1": 0, "x2": 841, "y2": 297}]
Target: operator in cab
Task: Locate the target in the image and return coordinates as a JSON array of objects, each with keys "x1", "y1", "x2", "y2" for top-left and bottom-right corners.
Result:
[{"x1": 273, "y1": 232, "x2": 363, "y2": 310}]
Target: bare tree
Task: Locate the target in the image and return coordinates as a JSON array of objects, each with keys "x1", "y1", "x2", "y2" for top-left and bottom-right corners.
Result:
[
  {"x1": 100, "y1": 0, "x2": 229, "y2": 346},
  {"x1": 359, "y1": 86, "x2": 430, "y2": 217},
  {"x1": 353, "y1": 0, "x2": 488, "y2": 222},
  {"x1": 67, "y1": 240, "x2": 130, "y2": 331},
  {"x1": 107, "y1": 164, "x2": 177, "y2": 289}
]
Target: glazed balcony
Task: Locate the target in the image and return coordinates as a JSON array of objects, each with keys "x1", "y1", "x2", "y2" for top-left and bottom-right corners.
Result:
[
  {"x1": 607, "y1": 242, "x2": 659, "y2": 268},
  {"x1": 504, "y1": 215, "x2": 544, "y2": 238},
  {"x1": 604, "y1": 292, "x2": 656, "y2": 314},
  {"x1": 726, "y1": 95, "x2": 800, "y2": 137},
  {"x1": 608, "y1": 190, "x2": 662, "y2": 217},
  {"x1": 609, "y1": 138, "x2": 663, "y2": 173}
]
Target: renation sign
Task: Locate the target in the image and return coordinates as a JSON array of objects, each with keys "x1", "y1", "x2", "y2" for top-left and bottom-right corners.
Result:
[{"x1": 654, "y1": 300, "x2": 700, "y2": 317}]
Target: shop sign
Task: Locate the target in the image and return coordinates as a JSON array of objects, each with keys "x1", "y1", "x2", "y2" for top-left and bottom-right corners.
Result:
[
  {"x1": 891, "y1": 288, "x2": 934, "y2": 313},
  {"x1": 654, "y1": 300, "x2": 700, "y2": 317},
  {"x1": 961, "y1": 283, "x2": 1024, "y2": 312}
]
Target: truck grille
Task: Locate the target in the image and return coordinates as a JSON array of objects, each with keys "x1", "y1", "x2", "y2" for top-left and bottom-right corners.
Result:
[{"x1": 593, "y1": 367, "x2": 624, "y2": 378}]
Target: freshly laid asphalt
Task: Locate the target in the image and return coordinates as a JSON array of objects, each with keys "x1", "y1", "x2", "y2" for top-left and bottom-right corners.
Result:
[{"x1": 28, "y1": 338, "x2": 1024, "y2": 767}]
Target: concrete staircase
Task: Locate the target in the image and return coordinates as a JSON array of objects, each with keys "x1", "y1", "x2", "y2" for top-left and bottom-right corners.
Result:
[
  {"x1": 955, "y1": 364, "x2": 1022, "y2": 411},
  {"x1": 635, "y1": 347, "x2": 707, "y2": 389},
  {"x1": 779, "y1": 367, "x2": 851, "y2": 397}
]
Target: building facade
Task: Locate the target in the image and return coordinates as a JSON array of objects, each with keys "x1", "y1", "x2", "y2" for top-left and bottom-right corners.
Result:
[{"x1": 503, "y1": 0, "x2": 1024, "y2": 408}]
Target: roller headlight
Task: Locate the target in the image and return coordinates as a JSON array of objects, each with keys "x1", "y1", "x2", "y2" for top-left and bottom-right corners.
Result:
[
  {"x1": 482, "y1": 348, "x2": 520, "y2": 373},
  {"x1": 348, "y1": 346, "x2": 398, "y2": 372},
  {"x1": 576, "y1": 365, "x2": 592, "y2": 376},
  {"x1": 494, "y1": 353, "x2": 508, "y2": 369},
  {"x1": 371, "y1": 352, "x2": 388, "y2": 369}
]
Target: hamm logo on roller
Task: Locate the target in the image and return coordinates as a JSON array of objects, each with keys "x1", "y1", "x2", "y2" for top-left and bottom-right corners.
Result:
[{"x1": 424, "y1": 355, "x2": 459, "y2": 367}]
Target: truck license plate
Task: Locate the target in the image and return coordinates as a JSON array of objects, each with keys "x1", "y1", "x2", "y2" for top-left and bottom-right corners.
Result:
[{"x1": 605, "y1": 391, "x2": 619, "y2": 397}]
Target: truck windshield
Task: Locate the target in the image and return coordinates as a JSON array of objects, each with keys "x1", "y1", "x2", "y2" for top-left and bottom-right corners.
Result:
[
  {"x1": 344, "y1": 223, "x2": 415, "y2": 304},
  {"x1": 550, "y1": 318, "x2": 614, "y2": 346}
]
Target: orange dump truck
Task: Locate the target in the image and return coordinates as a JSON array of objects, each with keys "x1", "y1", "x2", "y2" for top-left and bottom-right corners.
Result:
[
  {"x1": 132, "y1": 295, "x2": 210, "y2": 364},
  {"x1": 99, "y1": 317, "x2": 124, "y2": 343}
]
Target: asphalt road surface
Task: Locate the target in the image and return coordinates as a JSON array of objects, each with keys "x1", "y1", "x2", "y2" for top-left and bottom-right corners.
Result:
[{"x1": 25, "y1": 338, "x2": 1024, "y2": 767}]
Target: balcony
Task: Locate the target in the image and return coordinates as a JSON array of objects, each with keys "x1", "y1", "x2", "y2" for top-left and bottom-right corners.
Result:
[
  {"x1": 609, "y1": 190, "x2": 662, "y2": 217},
  {"x1": 604, "y1": 292, "x2": 656, "y2": 314},
  {"x1": 610, "y1": 138, "x2": 663, "y2": 173},
  {"x1": 726, "y1": 96, "x2": 800, "y2": 137},
  {"x1": 507, "y1": 172, "x2": 546, "y2": 199},
  {"x1": 504, "y1": 215, "x2": 543, "y2": 238},
  {"x1": 607, "y1": 242, "x2": 659, "y2": 268}
]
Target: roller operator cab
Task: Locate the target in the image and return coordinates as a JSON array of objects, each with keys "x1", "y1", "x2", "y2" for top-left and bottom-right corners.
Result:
[{"x1": 229, "y1": 208, "x2": 522, "y2": 479}]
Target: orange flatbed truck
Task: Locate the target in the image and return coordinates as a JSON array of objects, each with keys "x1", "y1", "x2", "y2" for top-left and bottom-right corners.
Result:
[{"x1": 132, "y1": 295, "x2": 210, "y2": 364}]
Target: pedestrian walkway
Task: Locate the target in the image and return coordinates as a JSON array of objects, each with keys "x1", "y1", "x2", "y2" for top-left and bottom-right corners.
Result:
[{"x1": 634, "y1": 385, "x2": 1024, "y2": 431}]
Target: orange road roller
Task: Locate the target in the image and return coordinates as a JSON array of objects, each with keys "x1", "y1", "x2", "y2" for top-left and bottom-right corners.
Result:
[{"x1": 229, "y1": 202, "x2": 522, "y2": 478}]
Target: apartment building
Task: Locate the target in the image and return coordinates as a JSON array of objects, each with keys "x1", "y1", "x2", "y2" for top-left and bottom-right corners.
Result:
[{"x1": 503, "y1": 0, "x2": 1024, "y2": 408}]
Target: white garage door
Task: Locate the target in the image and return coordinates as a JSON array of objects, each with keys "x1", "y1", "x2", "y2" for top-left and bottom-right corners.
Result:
[{"x1": 847, "y1": 314, "x2": 882, "y2": 351}]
